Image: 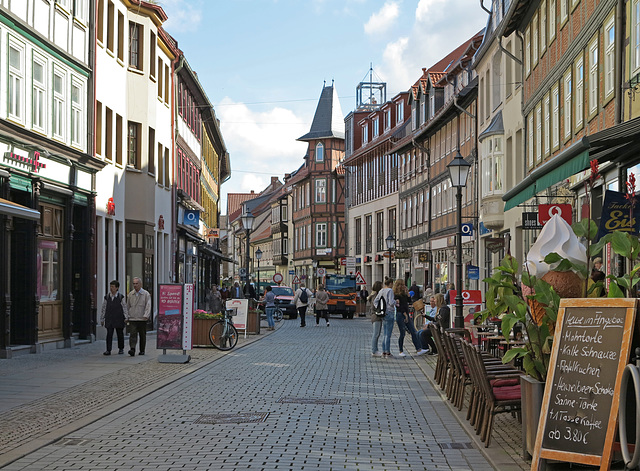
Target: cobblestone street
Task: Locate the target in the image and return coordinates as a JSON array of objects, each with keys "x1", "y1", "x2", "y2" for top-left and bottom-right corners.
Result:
[{"x1": 0, "y1": 317, "x2": 524, "y2": 470}]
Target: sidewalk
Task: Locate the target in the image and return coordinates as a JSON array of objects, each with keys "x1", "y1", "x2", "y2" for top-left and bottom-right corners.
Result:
[{"x1": 0, "y1": 317, "x2": 531, "y2": 470}]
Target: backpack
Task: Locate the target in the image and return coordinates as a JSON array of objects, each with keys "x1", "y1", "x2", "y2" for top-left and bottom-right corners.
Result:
[
  {"x1": 300, "y1": 289, "x2": 309, "y2": 304},
  {"x1": 374, "y1": 294, "x2": 387, "y2": 317}
]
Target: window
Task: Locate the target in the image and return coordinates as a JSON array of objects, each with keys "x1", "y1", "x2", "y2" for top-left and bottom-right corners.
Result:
[
  {"x1": 605, "y1": 16, "x2": 615, "y2": 98},
  {"x1": 563, "y1": 69, "x2": 572, "y2": 140},
  {"x1": 482, "y1": 136, "x2": 504, "y2": 196},
  {"x1": 105, "y1": 107, "x2": 113, "y2": 160},
  {"x1": 149, "y1": 31, "x2": 156, "y2": 78},
  {"x1": 32, "y1": 55, "x2": 47, "y2": 132},
  {"x1": 157, "y1": 143, "x2": 163, "y2": 184},
  {"x1": 164, "y1": 65, "x2": 169, "y2": 104},
  {"x1": 115, "y1": 114, "x2": 123, "y2": 165},
  {"x1": 362, "y1": 125, "x2": 368, "y2": 144},
  {"x1": 129, "y1": 22, "x2": 142, "y2": 70},
  {"x1": 505, "y1": 41, "x2": 513, "y2": 97},
  {"x1": 53, "y1": 68, "x2": 65, "y2": 139},
  {"x1": 355, "y1": 218, "x2": 361, "y2": 254},
  {"x1": 97, "y1": 0, "x2": 104, "y2": 43},
  {"x1": 492, "y1": 53, "x2": 501, "y2": 110},
  {"x1": 315, "y1": 142, "x2": 324, "y2": 162},
  {"x1": 73, "y1": 0, "x2": 88, "y2": 22},
  {"x1": 588, "y1": 39, "x2": 598, "y2": 116},
  {"x1": 373, "y1": 117, "x2": 379, "y2": 137},
  {"x1": 107, "y1": 1, "x2": 114, "y2": 52},
  {"x1": 127, "y1": 121, "x2": 141, "y2": 168},
  {"x1": 532, "y1": 14, "x2": 539, "y2": 67},
  {"x1": 316, "y1": 223, "x2": 327, "y2": 247},
  {"x1": 148, "y1": 127, "x2": 155, "y2": 175},
  {"x1": 549, "y1": 0, "x2": 556, "y2": 42},
  {"x1": 71, "y1": 80, "x2": 83, "y2": 147},
  {"x1": 543, "y1": 94, "x2": 550, "y2": 157},
  {"x1": 376, "y1": 212, "x2": 384, "y2": 251},
  {"x1": 157, "y1": 59, "x2": 163, "y2": 98},
  {"x1": 525, "y1": 27, "x2": 531, "y2": 76},
  {"x1": 96, "y1": 101, "x2": 103, "y2": 156},
  {"x1": 575, "y1": 56, "x2": 584, "y2": 130},
  {"x1": 117, "y1": 11, "x2": 124, "y2": 61},
  {"x1": 560, "y1": 0, "x2": 568, "y2": 24},
  {"x1": 8, "y1": 41, "x2": 24, "y2": 122},
  {"x1": 536, "y1": 102, "x2": 542, "y2": 164},
  {"x1": 528, "y1": 113, "x2": 534, "y2": 169},
  {"x1": 541, "y1": 1, "x2": 547, "y2": 54},
  {"x1": 164, "y1": 147, "x2": 170, "y2": 186},
  {"x1": 396, "y1": 101, "x2": 404, "y2": 124},
  {"x1": 552, "y1": 83, "x2": 560, "y2": 149},
  {"x1": 365, "y1": 215, "x2": 372, "y2": 253},
  {"x1": 315, "y1": 178, "x2": 326, "y2": 203}
]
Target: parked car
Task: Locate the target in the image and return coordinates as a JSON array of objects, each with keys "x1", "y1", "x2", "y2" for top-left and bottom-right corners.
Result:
[{"x1": 258, "y1": 285, "x2": 298, "y2": 319}]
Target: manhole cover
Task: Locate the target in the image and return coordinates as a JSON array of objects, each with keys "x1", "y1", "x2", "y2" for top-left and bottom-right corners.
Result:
[
  {"x1": 195, "y1": 412, "x2": 269, "y2": 424},
  {"x1": 439, "y1": 442, "x2": 474, "y2": 450},
  {"x1": 277, "y1": 397, "x2": 340, "y2": 405},
  {"x1": 55, "y1": 438, "x2": 91, "y2": 446}
]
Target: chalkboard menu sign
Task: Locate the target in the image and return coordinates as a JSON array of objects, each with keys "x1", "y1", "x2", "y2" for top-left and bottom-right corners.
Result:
[{"x1": 532, "y1": 298, "x2": 637, "y2": 471}]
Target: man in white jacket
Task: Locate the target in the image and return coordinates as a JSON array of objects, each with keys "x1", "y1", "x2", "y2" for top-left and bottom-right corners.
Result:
[{"x1": 127, "y1": 277, "x2": 151, "y2": 356}]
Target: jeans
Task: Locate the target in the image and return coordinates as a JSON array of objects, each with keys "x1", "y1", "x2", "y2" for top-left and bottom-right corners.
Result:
[
  {"x1": 371, "y1": 320, "x2": 382, "y2": 353},
  {"x1": 265, "y1": 306, "x2": 275, "y2": 328},
  {"x1": 381, "y1": 312, "x2": 395, "y2": 353},
  {"x1": 396, "y1": 311, "x2": 422, "y2": 352}
]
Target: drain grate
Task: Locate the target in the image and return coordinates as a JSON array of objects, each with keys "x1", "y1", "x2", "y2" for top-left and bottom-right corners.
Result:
[
  {"x1": 277, "y1": 397, "x2": 340, "y2": 405},
  {"x1": 195, "y1": 412, "x2": 269, "y2": 424},
  {"x1": 439, "y1": 442, "x2": 475, "y2": 450},
  {"x1": 55, "y1": 438, "x2": 91, "y2": 446}
]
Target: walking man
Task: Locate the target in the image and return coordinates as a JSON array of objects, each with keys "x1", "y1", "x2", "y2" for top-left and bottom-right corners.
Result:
[
  {"x1": 127, "y1": 277, "x2": 151, "y2": 356},
  {"x1": 100, "y1": 280, "x2": 128, "y2": 355},
  {"x1": 293, "y1": 283, "x2": 313, "y2": 327}
]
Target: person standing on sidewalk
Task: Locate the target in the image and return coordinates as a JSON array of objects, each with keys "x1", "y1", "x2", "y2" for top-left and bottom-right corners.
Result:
[
  {"x1": 127, "y1": 277, "x2": 151, "y2": 356},
  {"x1": 293, "y1": 283, "x2": 312, "y2": 327},
  {"x1": 374, "y1": 278, "x2": 396, "y2": 358},
  {"x1": 314, "y1": 284, "x2": 330, "y2": 327},
  {"x1": 368, "y1": 280, "x2": 383, "y2": 356},
  {"x1": 261, "y1": 286, "x2": 276, "y2": 331},
  {"x1": 100, "y1": 280, "x2": 128, "y2": 355},
  {"x1": 393, "y1": 279, "x2": 427, "y2": 357},
  {"x1": 206, "y1": 285, "x2": 223, "y2": 314}
]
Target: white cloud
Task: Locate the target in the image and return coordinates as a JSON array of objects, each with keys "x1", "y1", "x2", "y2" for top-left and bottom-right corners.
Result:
[
  {"x1": 157, "y1": 0, "x2": 202, "y2": 31},
  {"x1": 216, "y1": 99, "x2": 309, "y2": 208},
  {"x1": 364, "y1": 2, "x2": 400, "y2": 35}
]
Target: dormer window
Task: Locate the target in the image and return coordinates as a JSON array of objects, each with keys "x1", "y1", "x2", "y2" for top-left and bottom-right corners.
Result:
[
  {"x1": 362, "y1": 125, "x2": 368, "y2": 144},
  {"x1": 315, "y1": 142, "x2": 324, "y2": 162},
  {"x1": 385, "y1": 109, "x2": 391, "y2": 130},
  {"x1": 373, "y1": 117, "x2": 379, "y2": 138},
  {"x1": 396, "y1": 101, "x2": 404, "y2": 124}
]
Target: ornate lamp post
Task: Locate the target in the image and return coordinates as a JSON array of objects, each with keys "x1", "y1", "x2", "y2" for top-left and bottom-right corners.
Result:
[
  {"x1": 385, "y1": 235, "x2": 395, "y2": 280},
  {"x1": 241, "y1": 211, "x2": 254, "y2": 298},
  {"x1": 255, "y1": 248, "x2": 262, "y2": 296},
  {"x1": 447, "y1": 151, "x2": 471, "y2": 329}
]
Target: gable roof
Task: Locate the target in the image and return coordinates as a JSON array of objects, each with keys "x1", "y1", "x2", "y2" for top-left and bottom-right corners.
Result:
[{"x1": 298, "y1": 84, "x2": 345, "y2": 141}]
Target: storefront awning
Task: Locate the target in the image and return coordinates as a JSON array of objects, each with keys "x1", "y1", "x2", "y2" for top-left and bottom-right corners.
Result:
[{"x1": 0, "y1": 198, "x2": 40, "y2": 221}]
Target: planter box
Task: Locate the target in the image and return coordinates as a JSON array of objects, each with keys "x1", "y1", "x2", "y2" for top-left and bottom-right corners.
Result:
[
  {"x1": 192, "y1": 318, "x2": 216, "y2": 347},
  {"x1": 521, "y1": 375, "x2": 545, "y2": 460}
]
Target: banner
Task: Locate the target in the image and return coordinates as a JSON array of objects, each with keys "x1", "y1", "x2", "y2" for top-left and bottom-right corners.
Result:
[
  {"x1": 157, "y1": 284, "x2": 183, "y2": 349},
  {"x1": 184, "y1": 210, "x2": 199, "y2": 226},
  {"x1": 596, "y1": 190, "x2": 640, "y2": 240},
  {"x1": 538, "y1": 204, "x2": 572, "y2": 226}
]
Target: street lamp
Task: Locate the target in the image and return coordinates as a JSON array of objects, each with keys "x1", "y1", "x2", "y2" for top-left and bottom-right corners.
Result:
[
  {"x1": 447, "y1": 150, "x2": 471, "y2": 329},
  {"x1": 385, "y1": 235, "x2": 395, "y2": 280},
  {"x1": 241, "y1": 211, "x2": 254, "y2": 298},
  {"x1": 255, "y1": 248, "x2": 262, "y2": 296},
  {"x1": 312, "y1": 259, "x2": 318, "y2": 290}
]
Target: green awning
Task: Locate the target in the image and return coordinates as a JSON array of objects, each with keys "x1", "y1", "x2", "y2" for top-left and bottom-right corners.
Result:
[
  {"x1": 536, "y1": 150, "x2": 590, "y2": 193},
  {"x1": 503, "y1": 183, "x2": 536, "y2": 211}
]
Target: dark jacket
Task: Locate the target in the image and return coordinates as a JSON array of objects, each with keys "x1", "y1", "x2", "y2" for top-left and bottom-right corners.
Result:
[
  {"x1": 436, "y1": 305, "x2": 450, "y2": 330},
  {"x1": 101, "y1": 293, "x2": 127, "y2": 329},
  {"x1": 395, "y1": 293, "x2": 411, "y2": 314}
]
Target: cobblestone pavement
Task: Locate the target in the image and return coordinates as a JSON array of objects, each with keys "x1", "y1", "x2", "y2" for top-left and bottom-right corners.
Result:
[{"x1": 0, "y1": 317, "x2": 505, "y2": 470}]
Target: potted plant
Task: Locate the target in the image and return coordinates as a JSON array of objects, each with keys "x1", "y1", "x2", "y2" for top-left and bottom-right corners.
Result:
[{"x1": 192, "y1": 310, "x2": 223, "y2": 346}]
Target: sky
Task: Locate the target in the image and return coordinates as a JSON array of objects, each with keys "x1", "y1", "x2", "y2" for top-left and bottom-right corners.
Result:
[{"x1": 157, "y1": 0, "x2": 488, "y2": 214}]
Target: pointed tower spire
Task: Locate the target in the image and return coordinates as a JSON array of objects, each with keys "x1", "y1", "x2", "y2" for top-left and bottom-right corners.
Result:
[{"x1": 297, "y1": 84, "x2": 345, "y2": 142}]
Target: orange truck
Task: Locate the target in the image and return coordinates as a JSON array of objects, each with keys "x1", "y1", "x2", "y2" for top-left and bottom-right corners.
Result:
[{"x1": 324, "y1": 274, "x2": 357, "y2": 319}]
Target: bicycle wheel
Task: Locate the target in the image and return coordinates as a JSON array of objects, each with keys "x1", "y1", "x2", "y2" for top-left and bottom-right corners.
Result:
[
  {"x1": 414, "y1": 312, "x2": 427, "y2": 331},
  {"x1": 209, "y1": 321, "x2": 238, "y2": 350},
  {"x1": 273, "y1": 308, "x2": 283, "y2": 322}
]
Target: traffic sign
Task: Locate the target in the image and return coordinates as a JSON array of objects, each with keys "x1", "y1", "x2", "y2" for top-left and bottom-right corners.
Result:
[
  {"x1": 317, "y1": 267, "x2": 326, "y2": 276},
  {"x1": 273, "y1": 273, "x2": 283, "y2": 283},
  {"x1": 292, "y1": 275, "x2": 301, "y2": 284},
  {"x1": 355, "y1": 271, "x2": 367, "y2": 285},
  {"x1": 239, "y1": 268, "x2": 246, "y2": 276}
]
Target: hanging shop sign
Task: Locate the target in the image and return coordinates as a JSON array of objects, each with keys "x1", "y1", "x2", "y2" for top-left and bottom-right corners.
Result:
[
  {"x1": 523, "y1": 212, "x2": 542, "y2": 230},
  {"x1": 394, "y1": 249, "x2": 411, "y2": 259},
  {"x1": 485, "y1": 237, "x2": 505, "y2": 253},
  {"x1": 538, "y1": 204, "x2": 572, "y2": 226},
  {"x1": 184, "y1": 210, "x2": 199, "y2": 226},
  {"x1": 596, "y1": 189, "x2": 640, "y2": 240},
  {"x1": 461, "y1": 222, "x2": 473, "y2": 236},
  {"x1": 467, "y1": 265, "x2": 479, "y2": 280},
  {"x1": 417, "y1": 252, "x2": 430, "y2": 263}
]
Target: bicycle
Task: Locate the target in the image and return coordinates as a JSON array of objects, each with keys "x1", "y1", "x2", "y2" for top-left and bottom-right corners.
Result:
[
  {"x1": 259, "y1": 305, "x2": 284, "y2": 322},
  {"x1": 209, "y1": 309, "x2": 238, "y2": 351}
]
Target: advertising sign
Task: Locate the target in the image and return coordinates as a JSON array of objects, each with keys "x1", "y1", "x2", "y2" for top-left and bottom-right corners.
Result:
[
  {"x1": 461, "y1": 222, "x2": 473, "y2": 236},
  {"x1": 596, "y1": 189, "x2": 640, "y2": 240},
  {"x1": 225, "y1": 298, "x2": 248, "y2": 333},
  {"x1": 538, "y1": 204, "x2": 572, "y2": 226},
  {"x1": 467, "y1": 265, "x2": 480, "y2": 280},
  {"x1": 157, "y1": 284, "x2": 184, "y2": 350},
  {"x1": 523, "y1": 212, "x2": 543, "y2": 230},
  {"x1": 448, "y1": 290, "x2": 482, "y2": 305},
  {"x1": 182, "y1": 284, "x2": 193, "y2": 350}
]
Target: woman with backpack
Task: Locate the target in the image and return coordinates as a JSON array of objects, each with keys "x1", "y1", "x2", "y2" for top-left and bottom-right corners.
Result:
[{"x1": 368, "y1": 281, "x2": 383, "y2": 356}]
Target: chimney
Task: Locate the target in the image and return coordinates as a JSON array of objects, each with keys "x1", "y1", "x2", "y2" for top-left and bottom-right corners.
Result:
[{"x1": 271, "y1": 177, "x2": 278, "y2": 184}]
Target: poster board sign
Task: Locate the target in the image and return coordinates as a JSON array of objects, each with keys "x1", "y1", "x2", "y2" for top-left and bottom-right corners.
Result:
[
  {"x1": 182, "y1": 284, "x2": 193, "y2": 350},
  {"x1": 531, "y1": 298, "x2": 637, "y2": 471},
  {"x1": 157, "y1": 284, "x2": 184, "y2": 350},
  {"x1": 225, "y1": 298, "x2": 248, "y2": 336}
]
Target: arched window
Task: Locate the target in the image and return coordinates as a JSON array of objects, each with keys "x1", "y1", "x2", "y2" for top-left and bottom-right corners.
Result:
[{"x1": 315, "y1": 142, "x2": 324, "y2": 162}]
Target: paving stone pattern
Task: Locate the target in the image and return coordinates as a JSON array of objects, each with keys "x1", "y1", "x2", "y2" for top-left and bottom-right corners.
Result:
[{"x1": 2, "y1": 318, "x2": 495, "y2": 470}]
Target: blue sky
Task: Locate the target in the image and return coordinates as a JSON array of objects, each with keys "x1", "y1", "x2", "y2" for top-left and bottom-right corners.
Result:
[{"x1": 158, "y1": 0, "x2": 488, "y2": 214}]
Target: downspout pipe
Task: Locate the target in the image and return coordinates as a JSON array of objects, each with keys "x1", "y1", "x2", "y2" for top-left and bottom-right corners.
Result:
[
  {"x1": 479, "y1": 0, "x2": 491, "y2": 15},
  {"x1": 615, "y1": 0, "x2": 623, "y2": 125}
]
